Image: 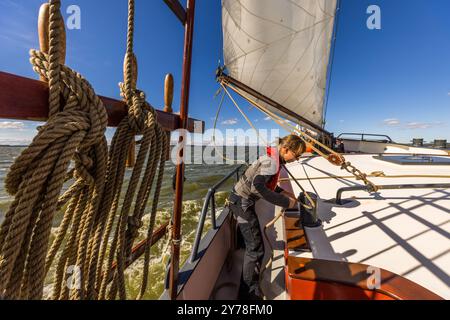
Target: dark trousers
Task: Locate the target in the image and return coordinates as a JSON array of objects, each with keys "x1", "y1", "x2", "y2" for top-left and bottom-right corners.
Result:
[{"x1": 228, "y1": 193, "x2": 264, "y2": 297}]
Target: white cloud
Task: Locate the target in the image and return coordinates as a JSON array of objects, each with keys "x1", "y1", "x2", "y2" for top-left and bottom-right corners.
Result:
[
  {"x1": 0, "y1": 121, "x2": 25, "y2": 130},
  {"x1": 404, "y1": 121, "x2": 445, "y2": 130},
  {"x1": 381, "y1": 118, "x2": 446, "y2": 130},
  {"x1": 221, "y1": 118, "x2": 238, "y2": 125},
  {"x1": 405, "y1": 122, "x2": 430, "y2": 129},
  {"x1": 0, "y1": 138, "x2": 30, "y2": 145},
  {"x1": 264, "y1": 116, "x2": 271, "y2": 121},
  {"x1": 383, "y1": 118, "x2": 400, "y2": 126}
]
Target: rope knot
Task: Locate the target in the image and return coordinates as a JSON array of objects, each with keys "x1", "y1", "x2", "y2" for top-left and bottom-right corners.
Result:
[
  {"x1": 119, "y1": 83, "x2": 147, "y2": 133},
  {"x1": 74, "y1": 152, "x2": 93, "y2": 170}
]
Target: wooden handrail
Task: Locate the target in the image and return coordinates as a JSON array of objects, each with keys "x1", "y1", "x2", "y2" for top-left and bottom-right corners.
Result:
[
  {"x1": 0, "y1": 71, "x2": 204, "y2": 132},
  {"x1": 287, "y1": 256, "x2": 443, "y2": 300}
]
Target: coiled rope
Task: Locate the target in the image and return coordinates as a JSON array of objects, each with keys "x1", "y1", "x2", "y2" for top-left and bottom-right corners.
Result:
[
  {"x1": 0, "y1": 0, "x2": 107, "y2": 300},
  {"x1": 94, "y1": 0, "x2": 169, "y2": 301},
  {"x1": 0, "y1": 0, "x2": 168, "y2": 300}
]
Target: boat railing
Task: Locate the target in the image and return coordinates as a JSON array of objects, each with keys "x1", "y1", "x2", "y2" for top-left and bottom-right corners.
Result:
[
  {"x1": 190, "y1": 164, "x2": 245, "y2": 263},
  {"x1": 337, "y1": 133, "x2": 394, "y2": 143},
  {"x1": 336, "y1": 183, "x2": 450, "y2": 205}
]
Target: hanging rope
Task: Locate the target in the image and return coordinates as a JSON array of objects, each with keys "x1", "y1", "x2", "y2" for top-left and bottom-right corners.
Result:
[
  {"x1": 0, "y1": 0, "x2": 108, "y2": 300},
  {"x1": 0, "y1": 0, "x2": 169, "y2": 300},
  {"x1": 95, "y1": 0, "x2": 169, "y2": 300}
]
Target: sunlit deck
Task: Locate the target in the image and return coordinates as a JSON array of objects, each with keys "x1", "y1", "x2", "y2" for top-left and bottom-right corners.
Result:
[{"x1": 279, "y1": 154, "x2": 450, "y2": 299}]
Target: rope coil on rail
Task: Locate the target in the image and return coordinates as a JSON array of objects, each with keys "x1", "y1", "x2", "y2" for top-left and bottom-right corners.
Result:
[
  {"x1": 0, "y1": 0, "x2": 169, "y2": 300},
  {"x1": 0, "y1": 0, "x2": 108, "y2": 300}
]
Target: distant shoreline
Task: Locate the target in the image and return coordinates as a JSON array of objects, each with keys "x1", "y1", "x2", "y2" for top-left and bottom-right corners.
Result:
[
  {"x1": 0, "y1": 144, "x2": 268, "y2": 148},
  {"x1": 0, "y1": 145, "x2": 28, "y2": 147},
  {"x1": 1, "y1": 143, "x2": 448, "y2": 148}
]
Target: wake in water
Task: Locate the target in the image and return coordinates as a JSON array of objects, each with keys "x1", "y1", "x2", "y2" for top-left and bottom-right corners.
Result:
[{"x1": 42, "y1": 194, "x2": 228, "y2": 299}]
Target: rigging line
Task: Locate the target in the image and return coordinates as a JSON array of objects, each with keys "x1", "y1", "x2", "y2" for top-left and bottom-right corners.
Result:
[
  {"x1": 212, "y1": 89, "x2": 246, "y2": 165},
  {"x1": 231, "y1": 82, "x2": 333, "y2": 156},
  {"x1": 221, "y1": 84, "x2": 268, "y2": 146},
  {"x1": 224, "y1": 84, "x2": 324, "y2": 157},
  {"x1": 323, "y1": 0, "x2": 341, "y2": 128},
  {"x1": 301, "y1": 162, "x2": 320, "y2": 198},
  {"x1": 221, "y1": 83, "x2": 317, "y2": 207},
  {"x1": 222, "y1": 81, "x2": 331, "y2": 158}
]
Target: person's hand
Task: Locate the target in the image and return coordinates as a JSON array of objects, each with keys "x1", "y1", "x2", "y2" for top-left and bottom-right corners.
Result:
[{"x1": 288, "y1": 197, "x2": 298, "y2": 209}]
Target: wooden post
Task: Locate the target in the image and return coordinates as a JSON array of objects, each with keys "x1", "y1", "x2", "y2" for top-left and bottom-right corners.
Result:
[
  {"x1": 164, "y1": 74, "x2": 174, "y2": 161},
  {"x1": 169, "y1": 0, "x2": 196, "y2": 300},
  {"x1": 38, "y1": 3, "x2": 66, "y2": 79}
]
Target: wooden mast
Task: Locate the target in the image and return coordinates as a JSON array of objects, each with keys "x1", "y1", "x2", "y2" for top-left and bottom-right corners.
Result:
[{"x1": 169, "y1": 0, "x2": 196, "y2": 300}]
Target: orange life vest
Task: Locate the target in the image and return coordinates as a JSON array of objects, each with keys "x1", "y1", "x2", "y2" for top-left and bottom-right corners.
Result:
[{"x1": 266, "y1": 146, "x2": 281, "y2": 191}]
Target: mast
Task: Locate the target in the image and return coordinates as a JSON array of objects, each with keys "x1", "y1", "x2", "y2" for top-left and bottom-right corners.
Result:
[{"x1": 168, "y1": 0, "x2": 196, "y2": 300}]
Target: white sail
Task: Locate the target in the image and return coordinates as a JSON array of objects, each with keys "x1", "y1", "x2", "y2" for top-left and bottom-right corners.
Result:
[{"x1": 222, "y1": 0, "x2": 337, "y2": 128}]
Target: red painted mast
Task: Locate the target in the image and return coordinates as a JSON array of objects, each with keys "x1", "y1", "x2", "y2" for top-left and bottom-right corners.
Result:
[{"x1": 169, "y1": 0, "x2": 196, "y2": 300}]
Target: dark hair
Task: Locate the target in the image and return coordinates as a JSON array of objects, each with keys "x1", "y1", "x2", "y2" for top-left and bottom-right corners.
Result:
[{"x1": 278, "y1": 134, "x2": 306, "y2": 155}]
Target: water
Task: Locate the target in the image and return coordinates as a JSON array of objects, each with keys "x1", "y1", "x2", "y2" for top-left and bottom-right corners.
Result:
[{"x1": 0, "y1": 145, "x2": 260, "y2": 299}]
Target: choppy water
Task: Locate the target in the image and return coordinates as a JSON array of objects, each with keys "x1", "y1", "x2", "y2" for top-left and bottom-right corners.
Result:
[{"x1": 0, "y1": 145, "x2": 261, "y2": 299}]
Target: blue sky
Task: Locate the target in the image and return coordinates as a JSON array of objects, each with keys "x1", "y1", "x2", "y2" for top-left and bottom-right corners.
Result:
[{"x1": 0, "y1": 0, "x2": 449, "y2": 145}]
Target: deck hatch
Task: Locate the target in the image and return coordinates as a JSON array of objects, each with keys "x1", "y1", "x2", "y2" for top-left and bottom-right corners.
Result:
[{"x1": 373, "y1": 155, "x2": 450, "y2": 165}]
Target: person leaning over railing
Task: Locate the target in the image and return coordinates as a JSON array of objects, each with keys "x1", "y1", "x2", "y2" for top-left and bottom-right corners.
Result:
[{"x1": 227, "y1": 134, "x2": 305, "y2": 300}]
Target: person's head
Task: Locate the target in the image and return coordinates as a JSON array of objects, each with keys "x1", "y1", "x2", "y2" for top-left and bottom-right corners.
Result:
[{"x1": 278, "y1": 134, "x2": 306, "y2": 163}]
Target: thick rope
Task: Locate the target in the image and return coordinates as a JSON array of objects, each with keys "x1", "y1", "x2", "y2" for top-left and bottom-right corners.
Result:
[
  {"x1": 0, "y1": 0, "x2": 169, "y2": 300},
  {"x1": 96, "y1": 0, "x2": 169, "y2": 300},
  {"x1": 0, "y1": 0, "x2": 108, "y2": 299}
]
